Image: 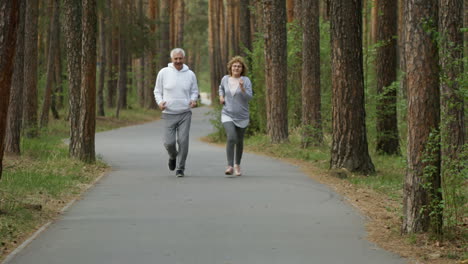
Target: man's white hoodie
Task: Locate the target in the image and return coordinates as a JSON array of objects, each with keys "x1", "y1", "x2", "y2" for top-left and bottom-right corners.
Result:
[{"x1": 154, "y1": 63, "x2": 199, "y2": 114}]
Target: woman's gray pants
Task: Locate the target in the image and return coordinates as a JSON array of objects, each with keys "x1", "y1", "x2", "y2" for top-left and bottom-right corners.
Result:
[
  {"x1": 223, "y1": 121, "x2": 246, "y2": 166},
  {"x1": 163, "y1": 111, "x2": 192, "y2": 171}
]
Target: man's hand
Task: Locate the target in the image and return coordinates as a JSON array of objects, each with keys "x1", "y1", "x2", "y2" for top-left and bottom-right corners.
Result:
[
  {"x1": 158, "y1": 101, "x2": 167, "y2": 110},
  {"x1": 219, "y1": 96, "x2": 225, "y2": 105},
  {"x1": 189, "y1": 100, "x2": 197, "y2": 108}
]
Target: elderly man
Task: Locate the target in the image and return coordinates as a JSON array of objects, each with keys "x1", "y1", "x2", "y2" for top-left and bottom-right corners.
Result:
[{"x1": 154, "y1": 48, "x2": 199, "y2": 177}]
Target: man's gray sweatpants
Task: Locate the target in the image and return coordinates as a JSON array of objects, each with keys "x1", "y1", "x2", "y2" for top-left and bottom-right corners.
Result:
[{"x1": 162, "y1": 111, "x2": 192, "y2": 171}]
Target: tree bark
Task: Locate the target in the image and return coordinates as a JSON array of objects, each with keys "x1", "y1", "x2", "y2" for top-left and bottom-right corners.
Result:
[
  {"x1": 77, "y1": 0, "x2": 97, "y2": 163},
  {"x1": 263, "y1": 0, "x2": 288, "y2": 143},
  {"x1": 51, "y1": 15, "x2": 62, "y2": 120},
  {"x1": 5, "y1": 0, "x2": 26, "y2": 155},
  {"x1": 329, "y1": 0, "x2": 375, "y2": 174},
  {"x1": 301, "y1": 0, "x2": 322, "y2": 147},
  {"x1": 0, "y1": 0, "x2": 20, "y2": 179},
  {"x1": 401, "y1": 0, "x2": 441, "y2": 234},
  {"x1": 239, "y1": 0, "x2": 252, "y2": 57},
  {"x1": 63, "y1": 0, "x2": 82, "y2": 158},
  {"x1": 23, "y1": 0, "x2": 39, "y2": 138},
  {"x1": 97, "y1": 7, "x2": 106, "y2": 116},
  {"x1": 375, "y1": 0, "x2": 400, "y2": 155},
  {"x1": 160, "y1": 0, "x2": 170, "y2": 69},
  {"x1": 208, "y1": 0, "x2": 226, "y2": 103},
  {"x1": 40, "y1": 0, "x2": 59, "y2": 128},
  {"x1": 439, "y1": 0, "x2": 464, "y2": 165},
  {"x1": 116, "y1": 0, "x2": 128, "y2": 116}
]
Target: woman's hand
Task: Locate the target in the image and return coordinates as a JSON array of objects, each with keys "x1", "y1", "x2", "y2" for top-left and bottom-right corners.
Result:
[
  {"x1": 239, "y1": 78, "x2": 245, "y2": 93},
  {"x1": 219, "y1": 96, "x2": 225, "y2": 105}
]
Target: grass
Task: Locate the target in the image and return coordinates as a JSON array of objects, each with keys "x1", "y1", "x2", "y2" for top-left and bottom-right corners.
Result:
[{"x1": 0, "y1": 105, "x2": 160, "y2": 260}]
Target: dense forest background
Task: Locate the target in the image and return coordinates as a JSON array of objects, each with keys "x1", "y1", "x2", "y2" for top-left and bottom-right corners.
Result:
[{"x1": 0, "y1": 0, "x2": 467, "y2": 254}]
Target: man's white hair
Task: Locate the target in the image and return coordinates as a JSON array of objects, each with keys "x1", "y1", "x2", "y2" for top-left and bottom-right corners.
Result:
[{"x1": 170, "y1": 48, "x2": 185, "y2": 58}]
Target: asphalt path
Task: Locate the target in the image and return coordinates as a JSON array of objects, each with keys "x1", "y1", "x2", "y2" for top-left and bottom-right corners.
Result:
[{"x1": 5, "y1": 107, "x2": 406, "y2": 264}]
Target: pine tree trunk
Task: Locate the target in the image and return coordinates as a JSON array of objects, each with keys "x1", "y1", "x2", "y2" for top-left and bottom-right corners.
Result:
[
  {"x1": 208, "y1": 0, "x2": 226, "y2": 103},
  {"x1": 77, "y1": 0, "x2": 97, "y2": 163},
  {"x1": 40, "y1": 0, "x2": 59, "y2": 128},
  {"x1": 439, "y1": 0, "x2": 464, "y2": 165},
  {"x1": 329, "y1": 0, "x2": 375, "y2": 174},
  {"x1": 319, "y1": 0, "x2": 329, "y2": 21},
  {"x1": 54, "y1": 27, "x2": 63, "y2": 110},
  {"x1": 401, "y1": 0, "x2": 441, "y2": 234},
  {"x1": 51, "y1": 13, "x2": 61, "y2": 120},
  {"x1": 263, "y1": 0, "x2": 289, "y2": 143},
  {"x1": 239, "y1": 0, "x2": 252, "y2": 57},
  {"x1": 145, "y1": 0, "x2": 158, "y2": 109},
  {"x1": 0, "y1": 0, "x2": 20, "y2": 179},
  {"x1": 97, "y1": 8, "x2": 106, "y2": 116},
  {"x1": 301, "y1": 0, "x2": 322, "y2": 147},
  {"x1": 160, "y1": 0, "x2": 170, "y2": 69},
  {"x1": 5, "y1": 0, "x2": 25, "y2": 155},
  {"x1": 375, "y1": 0, "x2": 400, "y2": 155},
  {"x1": 116, "y1": 0, "x2": 128, "y2": 115},
  {"x1": 23, "y1": 0, "x2": 39, "y2": 138},
  {"x1": 286, "y1": 0, "x2": 294, "y2": 22},
  {"x1": 63, "y1": 0, "x2": 82, "y2": 158}
]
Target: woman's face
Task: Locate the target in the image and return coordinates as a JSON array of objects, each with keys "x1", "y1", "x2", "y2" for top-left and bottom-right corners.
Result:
[{"x1": 231, "y1": 62, "x2": 243, "y2": 77}]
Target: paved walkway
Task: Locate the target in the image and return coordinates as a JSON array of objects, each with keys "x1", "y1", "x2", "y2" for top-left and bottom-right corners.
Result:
[{"x1": 5, "y1": 107, "x2": 405, "y2": 264}]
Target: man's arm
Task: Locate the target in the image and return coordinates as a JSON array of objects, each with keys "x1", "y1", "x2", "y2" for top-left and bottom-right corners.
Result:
[
  {"x1": 154, "y1": 70, "x2": 166, "y2": 110},
  {"x1": 189, "y1": 72, "x2": 199, "y2": 107}
]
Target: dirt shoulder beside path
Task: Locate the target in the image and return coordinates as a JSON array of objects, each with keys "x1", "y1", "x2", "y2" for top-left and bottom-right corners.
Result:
[{"x1": 202, "y1": 138, "x2": 465, "y2": 264}]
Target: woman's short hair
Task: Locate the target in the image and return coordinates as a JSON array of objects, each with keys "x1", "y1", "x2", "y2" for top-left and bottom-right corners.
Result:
[
  {"x1": 170, "y1": 48, "x2": 185, "y2": 58},
  {"x1": 227, "y1": 56, "x2": 248, "y2": 76}
]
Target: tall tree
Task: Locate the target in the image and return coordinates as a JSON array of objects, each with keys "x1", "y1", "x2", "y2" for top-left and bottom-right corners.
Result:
[
  {"x1": 160, "y1": 0, "x2": 170, "y2": 69},
  {"x1": 227, "y1": 0, "x2": 240, "y2": 57},
  {"x1": 239, "y1": 0, "x2": 252, "y2": 57},
  {"x1": 116, "y1": 0, "x2": 128, "y2": 115},
  {"x1": 106, "y1": 0, "x2": 117, "y2": 108},
  {"x1": 136, "y1": 0, "x2": 145, "y2": 108},
  {"x1": 40, "y1": 0, "x2": 60, "y2": 128},
  {"x1": 23, "y1": 0, "x2": 39, "y2": 138},
  {"x1": 401, "y1": 0, "x2": 441, "y2": 234},
  {"x1": 319, "y1": 0, "x2": 329, "y2": 21},
  {"x1": 144, "y1": 0, "x2": 158, "y2": 109},
  {"x1": 77, "y1": 0, "x2": 97, "y2": 162},
  {"x1": 301, "y1": 0, "x2": 322, "y2": 147},
  {"x1": 97, "y1": 6, "x2": 107, "y2": 116},
  {"x1": 0, "y1": 0, "x2": 20, "y2": 179},
  {"x1": 63, "y1": 0, "x2": 82, "y2": 158},
  {"x1": 439, "y1": 0, "x2": 464, "y2": 165},
  {"x1": 286, "y1": 0, "x2": 294, "y2": 22},
  {"x1": 263, "y1": 0, "x2": 288, "y2": 143},
  {"x1": 5, "y1": 0, "x2": 26, "y2": 155},
  {"x1": 375, "y1": 0, "x2": 400, "y2": 155},
  {"x1": 329, "y1": 0, "x2": 375, "y2": 174},
  {"x1": 208, "y1": 0, "x2": 226, "y2": 102}
]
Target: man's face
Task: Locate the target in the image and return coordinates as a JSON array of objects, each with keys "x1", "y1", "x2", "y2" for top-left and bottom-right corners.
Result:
[{"x1": 172, "y1": 53, "x2": 184, "y2": 70}]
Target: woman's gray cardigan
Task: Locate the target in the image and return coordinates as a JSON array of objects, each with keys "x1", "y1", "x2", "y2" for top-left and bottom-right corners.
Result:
[{"x1": 218, "y1": 75, "x2": 253, "y2": 122}]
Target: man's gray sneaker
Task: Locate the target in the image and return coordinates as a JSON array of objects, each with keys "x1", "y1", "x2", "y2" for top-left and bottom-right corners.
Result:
[{"x1": 176, "y1": 170, "x2": 184, "y2": 177}]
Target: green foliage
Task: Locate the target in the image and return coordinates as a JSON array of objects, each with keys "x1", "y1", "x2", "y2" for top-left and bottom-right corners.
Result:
[
  {"x1": 245, "y1": 32, "x2": 267, "y2": 135},
  {"x1": 206, "y1": 104, "x2": 226, "y2": 142},
  {"x1": 420, "y1": 130, "x2": 443, "y2": 237}
]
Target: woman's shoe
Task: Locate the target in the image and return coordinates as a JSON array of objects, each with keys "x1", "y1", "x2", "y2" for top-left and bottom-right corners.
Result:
[
  {"x1": 225, "y1": 166, "x2": 233, "y2": 175},
  {"x1": 234, "y1": 165, "x2": 242, "y2": 176}
]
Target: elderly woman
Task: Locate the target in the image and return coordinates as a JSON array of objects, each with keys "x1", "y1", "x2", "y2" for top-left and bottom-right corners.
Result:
[{"x1": 219, "y1": 56, "x2": 253, "y2": 176}]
